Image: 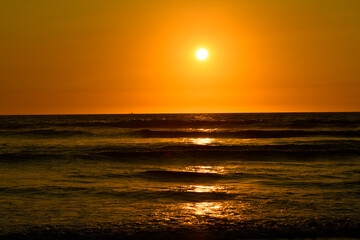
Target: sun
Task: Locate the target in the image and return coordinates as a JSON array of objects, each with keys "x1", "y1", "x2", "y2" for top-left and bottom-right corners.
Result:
[{"x1": 196, "y1": 48, "x2": 208, "y2": 60}]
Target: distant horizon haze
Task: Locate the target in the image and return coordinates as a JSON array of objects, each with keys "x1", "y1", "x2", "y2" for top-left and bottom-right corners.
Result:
[{"x1": 1, "y1": 111, "x2": 360, "y2": 117}]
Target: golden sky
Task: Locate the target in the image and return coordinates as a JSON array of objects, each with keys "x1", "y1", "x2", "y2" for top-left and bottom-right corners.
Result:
[{"x1": 1, "y1": 0, "x2": 360, "y2": 114}]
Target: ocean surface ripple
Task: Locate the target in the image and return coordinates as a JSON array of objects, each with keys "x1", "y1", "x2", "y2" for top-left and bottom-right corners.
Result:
[{"x1": 0, "y1": 113, "x2": 360, "y2": 239}]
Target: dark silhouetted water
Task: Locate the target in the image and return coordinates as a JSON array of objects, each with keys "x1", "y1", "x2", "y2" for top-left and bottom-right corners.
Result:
[{"x1": 1, "y1": 113, "x2": 360, "y2": 239}]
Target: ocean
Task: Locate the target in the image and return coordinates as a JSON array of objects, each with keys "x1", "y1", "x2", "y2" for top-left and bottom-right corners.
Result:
[{"x1": 0, "y1": 113, "x2": 360, "y2": 239}]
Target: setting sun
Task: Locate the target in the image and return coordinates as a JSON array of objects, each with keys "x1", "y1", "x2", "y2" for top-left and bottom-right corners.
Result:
[{"x1": 196, "y1": 48, "x2": 208, "y2": 60}]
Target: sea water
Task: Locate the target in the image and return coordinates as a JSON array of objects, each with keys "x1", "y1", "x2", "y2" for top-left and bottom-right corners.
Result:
[{"x1": 0, "y1": 113, "x2": 360, "y2": 239}]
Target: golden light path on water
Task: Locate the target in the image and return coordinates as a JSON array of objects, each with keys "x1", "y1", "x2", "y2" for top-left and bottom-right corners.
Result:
[
  {"x1": 186, "y1": 165, "x2": 225, "y2": 174},
  {"x1": 186, "y1": 185, "x2": 225, "y2": 193},
  {"x1": 176, "y1": 129, "x2": 253, "y2": 222},
  {"x1": 187, "y1": 137, "x2": 225, "y2": 220},
  {"x1": 176, "y1": 160, "x2": 240, "y2": 221},
  {"x1": 185, "y1": 137, "x2": 225, "y2": 219},
  {"x1": 185, "y1": 202, "x2": 224, "y2": 218},
  {"x1": 119, "y1": 135, "x2": 262, "y2": 226},
  {"x1": 177, "y1": 183, "x2": 249, "y2": 222},
  {"x1": 190, "y1": 138, "x2": 215, "y2": 145}
]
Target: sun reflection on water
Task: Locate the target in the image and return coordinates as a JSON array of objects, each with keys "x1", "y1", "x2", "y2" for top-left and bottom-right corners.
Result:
[
  {"x1": 185, "y1": 202, "x2": 224, "y2": 217},
  {"x1": 186, "y1": 165, "x2": 225, "y2": 174},
  {"x1": 186, "y1": 185, "x2": 225, "y2": 193},
  {"x1": 194, "y1": 128, "x2": 218, "y2": 133},
  {"x1": 190, "y1": 138, "x2": 214, "y2": 145}
]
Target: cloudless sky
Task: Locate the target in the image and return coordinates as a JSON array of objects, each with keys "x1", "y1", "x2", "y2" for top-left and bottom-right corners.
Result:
[{"x1": 1, "y1": 0, "x2": 360, "y2": 114}]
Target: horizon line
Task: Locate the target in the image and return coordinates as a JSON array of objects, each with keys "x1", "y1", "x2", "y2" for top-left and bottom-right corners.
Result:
[{"x1": 1, "y1": 111, "x2": 359, "y2": 116}]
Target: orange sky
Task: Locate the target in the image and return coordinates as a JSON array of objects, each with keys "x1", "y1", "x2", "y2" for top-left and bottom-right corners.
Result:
[{"x1": 1, "y1": 0, "x2": 360, "y2": 114}]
